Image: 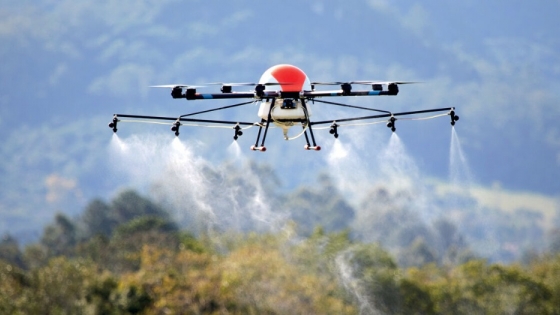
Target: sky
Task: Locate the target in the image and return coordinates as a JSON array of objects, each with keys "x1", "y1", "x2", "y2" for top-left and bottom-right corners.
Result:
[{"x1": 1, "y1": 0, "x2": 559, "y2": 241}]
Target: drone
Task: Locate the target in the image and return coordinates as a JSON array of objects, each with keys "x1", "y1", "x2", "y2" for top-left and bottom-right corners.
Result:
[{"x1": 109, "y1": 64, "x2": 459, "y2": 151}]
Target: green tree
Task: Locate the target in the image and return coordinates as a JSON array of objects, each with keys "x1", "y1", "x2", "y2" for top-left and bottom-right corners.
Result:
[
  {"x1": 40, "y1": 213, "x2": 77, "y2": 257},
  {"x1": 527, "y1": 254, "x2": 560, "y2": 314},
  {"x1": 399, "y1": 278, "x2": 435, "y2": 315},
  {"x1": 106, "y1": 216, "x2": 180, "y2": 273},
  {"x1": 0, "y1": 234, "x2": 26, "y2": 269},
  {"x1": 0, "y1": 261, "x2": 31, "y2": 314},
  {"x1": 26, "y1": 257, "x2": 98, "y2": 314},
  {"x1": 23, "y1": 243, "x2": 49, "y2": 270},
  {"x1": 354, "y1": 186, "x2": 437, "y2": 261},
  {"x1": 410, "y1": 260, "x2": 554, "y2": 314},
  {"x1": 399, "y1": 236, "x2": 438, "y2": 267},
  {"x1": 110, "y1": 190, "x2": 169, "y2": 228},
  {"x1": 342, "y1": 243, "x2": 403, "y2": 314},
  {"x1": 84, "y1": 275, "x2": 120, "y2": 315},
  {"x1": 294, "y1": 227, "x2": 353, "y2": 278},
  {"x1": 81, "y1": 198, "x2": 115, "y2": 239},
  {"x1": 284, "y1": 174, "x2": 355, "y2": 235},
  {"x1": 74, "y1": 234, "x2": 111, "y2": 269},
  {"x1": 221, "y1": 236, "x2": 356, "y2": 314}
]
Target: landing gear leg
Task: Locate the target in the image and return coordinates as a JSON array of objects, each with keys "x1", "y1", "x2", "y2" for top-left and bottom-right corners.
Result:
[
  {"x1": 301, "y1": 99, "x2": 320, "y2": 151},
  {"x1": 251, "y1": 98, "x2": 275, "y2": 152},
  {"x1": 303, "y1": 123, "x2": 311, "y2": 147}
]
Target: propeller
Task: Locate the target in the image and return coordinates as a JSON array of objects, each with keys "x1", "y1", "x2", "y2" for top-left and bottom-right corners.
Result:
[
  {"x1": 152, "y1": 82, "x2": 292, "y2": 87},
  {"x1": 150, "y1": 84, "x2": 206, "y2": 89},
  {"x1": 311, "y1": 81, "x2": 420, "y2": 85},
  {"x1": 150, "y1": 82, "x2": 292, "y2": 94},
  {"x1": 205, "y1": 82, "x2": 295, "y2": 94},
  {"x1": 204, "y1": 82, "x2": 292, "y2": 87}
]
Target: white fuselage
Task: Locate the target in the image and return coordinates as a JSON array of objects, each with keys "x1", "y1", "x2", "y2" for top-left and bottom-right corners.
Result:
[{"x1": 257, "y1": 98, "x2": 311, "y2": 122}]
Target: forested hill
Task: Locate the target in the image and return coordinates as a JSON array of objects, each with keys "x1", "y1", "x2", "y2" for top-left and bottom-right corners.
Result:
[{"x1": 1, "y1": 189, "x2": 560, "y2": 314}]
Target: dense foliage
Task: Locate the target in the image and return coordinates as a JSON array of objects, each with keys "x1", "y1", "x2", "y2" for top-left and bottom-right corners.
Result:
[{"x1": 1, "y1": 189, "x2": 560, "y2": 314}]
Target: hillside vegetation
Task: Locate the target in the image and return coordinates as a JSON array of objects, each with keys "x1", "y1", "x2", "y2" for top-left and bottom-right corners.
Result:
[{"x1": 1, "y1": 189, "x2": 560, "y2": 314}]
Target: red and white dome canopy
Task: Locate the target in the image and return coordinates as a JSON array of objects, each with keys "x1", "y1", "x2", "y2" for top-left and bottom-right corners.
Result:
[{"x1": 258, "y1": 64, "x2": 312, "y2": 92}]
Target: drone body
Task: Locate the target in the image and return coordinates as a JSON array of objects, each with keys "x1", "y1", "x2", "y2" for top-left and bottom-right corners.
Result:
[
  {"x1": 257, "y1": 65, "x2": 312, "y2": 144},
  {"x1": 109, "y1": 64, "x2": 459, "y2": 151}
]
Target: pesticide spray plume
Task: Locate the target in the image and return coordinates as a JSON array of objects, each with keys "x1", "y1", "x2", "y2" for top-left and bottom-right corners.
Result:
[
  {"x1": 326, "y1": 124, "x2": 486, "y2": 266},
  {"x1": 108, "y1": 127, "x2": 481, "y2": 308},
  {"x1": 326, "y1": 128, "x2": 437, "y2": 225},
  {"x1": 227, "y1": 140, "x2": 243, "y2": 161},
  {"x1": 324, "y1": 125, "x2": 482, "y2": 291},
  {"x1": 335, "y1": 249, "x2": 377, "y2": 315},
  {"x1": 107, "y1": 133, "x2": 288, "y2": 241},
  {"x1": 449, "y1": 127, "x2": 475, "y2": 191}
]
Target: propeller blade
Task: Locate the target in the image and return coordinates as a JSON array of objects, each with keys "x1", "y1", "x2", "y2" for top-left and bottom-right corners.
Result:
[
  {"x1": 205, "y1": 82, "x2": 291, "y2": 86},
  {"x1": 205, "y1": 82, "x2": 256, "y2": 86},
  {"x1": 351, "y1": 81, "x2": 421, "y2": 85},
  {"x1": 312, "y1": 81, "x2": 421, "y2": 85},
  {"x1": 311, "y1": 81, "x2": 348, "y2": 85},
  {"x1": 150, "y1": 84, "x2": 206, "y2": 89}
]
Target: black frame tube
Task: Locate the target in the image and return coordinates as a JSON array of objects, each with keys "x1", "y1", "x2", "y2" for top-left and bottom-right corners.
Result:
[
  {"x1": 180, "y1": 101, "x2": 254, "y2": 118},
  {"x1": 310, "y1": 107, "x2": 453, "y2": 126},
  {"x1": 113, "y1": 114, "x2": 255, "y2": 126},
  {"x1": 312, "y1": 99, "x2": 392, "y2": 114}
]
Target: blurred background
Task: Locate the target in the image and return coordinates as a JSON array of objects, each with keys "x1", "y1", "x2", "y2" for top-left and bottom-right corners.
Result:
[{"x1": 1, "y1": 0, "x2": 559, "y2": 263}]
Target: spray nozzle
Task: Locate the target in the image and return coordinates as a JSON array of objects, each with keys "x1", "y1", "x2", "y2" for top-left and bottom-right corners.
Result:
[
  {"x1": 108, "y1": 115, "x2": 119, "y2": 133},
  {"x1": 386, "y1": 116, "x2": 396, "y2": 132},
  {"x1": 171, "y1": 119, "x2": 181, "y2": 136},
  {"x1": 233, "y1": 124, "x2": 243, "y2": 140},
  {"x1": 449, "y1": 109, "x2": 460, "y2": 126},
  {"x1": 329, "y1": 122, "x2": 339, "y2": 138}
]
